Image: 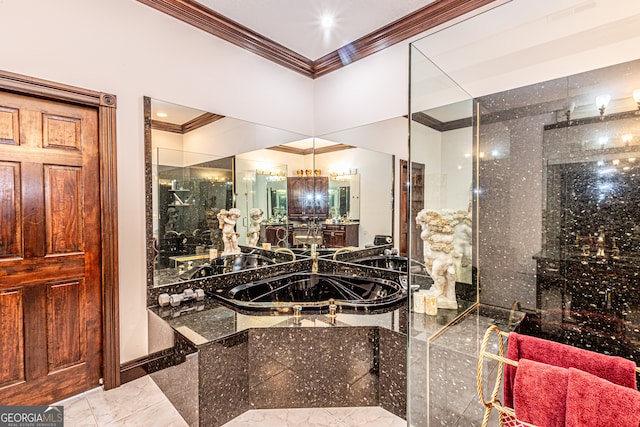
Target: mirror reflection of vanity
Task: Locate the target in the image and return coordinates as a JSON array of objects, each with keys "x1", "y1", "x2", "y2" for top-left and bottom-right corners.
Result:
[{"x1": 145, "y1": 97, "x2": 396, "y2": 288}]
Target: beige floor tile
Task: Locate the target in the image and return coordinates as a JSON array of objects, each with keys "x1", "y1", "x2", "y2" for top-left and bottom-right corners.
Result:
[
  {"x1": 102, "y1": 400, "x2": 188, "y2": 427},
  {"x1": 86, "y1": 376, "x2": 166, "y2": 425},
  {"x1": 221, "y1": 408, "x2": 348, "y2": 427},
  {"x1": 339, "y1": 406, "x2": 406, "y2": 427},
  {"x1": 63, "y1": 397, "x2": 98, "y2": 427}
]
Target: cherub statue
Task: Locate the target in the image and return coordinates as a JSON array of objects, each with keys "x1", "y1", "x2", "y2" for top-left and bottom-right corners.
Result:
[
  {"x1": 416, "y1": 209, "x2": 457, "y2": 309},
  {"x1": 441, "y1": 209, "x2": 472, "y2": 267},
  {"x1": 451, "y1": 209, "x2": 472, "y2": 267},
  {"x1": 217, "y1": 208, "x2": 241, "y2": 255},
  {"x1": 164, "y1": 206, "x2": 179, "y2": 234},
  {"x1": 246, "y1": 208, "x2": 264, "y2": 247}
]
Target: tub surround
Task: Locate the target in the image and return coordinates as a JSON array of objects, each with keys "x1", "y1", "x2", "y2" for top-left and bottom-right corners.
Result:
[
  {"x1": 148, "y1": 299, "x2": 407, "y2": 426},
  {"x1": 147, "y1": 248, "x2": 412, "y2": 426}
]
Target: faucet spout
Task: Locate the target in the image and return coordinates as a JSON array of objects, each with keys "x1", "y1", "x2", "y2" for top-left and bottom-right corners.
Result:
[
  {"x1": 311, "y1": 244, "x2": 318, "y2": 274},
  {"x1": 274, "y1": 247, "x2": 296, "y2": 261},
  {"x1": 332, "y1": 246, "x2": 353, "y2": 261}
]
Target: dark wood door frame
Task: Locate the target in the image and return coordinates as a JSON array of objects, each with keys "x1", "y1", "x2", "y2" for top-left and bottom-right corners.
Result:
[{"x1": 0, "y1": 70, "x2": 120, "y2": 390}]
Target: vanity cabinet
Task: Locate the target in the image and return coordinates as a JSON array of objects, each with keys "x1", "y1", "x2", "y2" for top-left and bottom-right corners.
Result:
[
  {"x1": 322, "y1": 224, "x2": 359, "y2": 248},
  {"x1": 287, "y1": 177, "x2": 329, "y2": 219},
  {"x1": 262, "y1": 224, "x2": 293, "y2": 247}
]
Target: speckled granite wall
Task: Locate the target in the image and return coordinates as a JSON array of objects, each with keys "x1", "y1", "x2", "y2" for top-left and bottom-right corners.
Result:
[
  {"x1": 379, "y1": 327, "x2": 407, "y2": 418},
  {"x1": 199, "y1": 332, "x2": 250, "y2": 426},
  {"x1": 152, "y1": 323, "x2": 406, "y2": 427},
  {"x1": 476, "y1": 102, "x2": 550, "y2": 310},
  {"x1": 475, "y1": 59, "x2": 640, "y2": 373},
  {"x1": 248, "y1": 327, "x2": 380, "y2": 408},
  {"x1": 148, "y1": 278, "x2": 410, "y2": 427}
]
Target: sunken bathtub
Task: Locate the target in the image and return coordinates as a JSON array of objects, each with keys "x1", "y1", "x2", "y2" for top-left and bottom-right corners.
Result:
[{"x1": 211, "y1": 272, "x2": 407, "y2": 314}]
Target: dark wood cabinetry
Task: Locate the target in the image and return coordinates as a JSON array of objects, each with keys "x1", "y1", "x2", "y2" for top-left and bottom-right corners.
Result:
[
  {"x1": 322, "y1": 224, "x2": 359, "y2": 248},
  {"x1": 287, "y1": 177, "x2": 329, "y2": 219},
  {"x1": 261, "y1": 224, "x2": 292, "y2": 247}
]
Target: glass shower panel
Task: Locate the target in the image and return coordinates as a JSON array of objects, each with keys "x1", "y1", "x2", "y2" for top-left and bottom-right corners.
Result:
[{"x1": 408, "y1": 44, "x2": 477, "y2": 427}]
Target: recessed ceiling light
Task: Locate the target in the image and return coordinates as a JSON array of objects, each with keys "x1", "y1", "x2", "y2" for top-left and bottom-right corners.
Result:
[
  {"x1": 320, "y1": 14, "x2": 334, "y2": 30},
  {"x1": 156, "y1": 112, "x2": 168, "y2": 118}
]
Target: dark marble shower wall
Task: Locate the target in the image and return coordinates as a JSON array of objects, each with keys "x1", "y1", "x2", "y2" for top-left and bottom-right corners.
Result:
[
  {"x1": 476, "y1": 58, "x2": 640, "y2": 370},
  {"x1": 153, "y1": 326, "x2": 406, "y2": 426}
]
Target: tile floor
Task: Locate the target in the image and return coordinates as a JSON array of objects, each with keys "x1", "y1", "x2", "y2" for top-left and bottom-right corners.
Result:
[{"x1": 59, "y1": 376, "x2": 407, "y2": 427}]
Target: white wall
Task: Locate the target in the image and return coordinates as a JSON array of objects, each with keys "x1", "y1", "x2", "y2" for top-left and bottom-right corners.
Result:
[
  {"x1": 0, "y1": 0, "x2": 314, "y2": 363},
  {"x1": 314, "y1": 44, "x2": 409, "y2": 137},
  {"x1": 317, "y1": 117, "x2": 408, "y2": 243},
  {"x1": 315, "y1": 148, "x2": 394, "y2": 245},
  {"x1": 410, "y1": 122, "x2": 442, "y2": 210},
  {"x1": 441, "y1": 127, "x2": 473, "y2": 211}
]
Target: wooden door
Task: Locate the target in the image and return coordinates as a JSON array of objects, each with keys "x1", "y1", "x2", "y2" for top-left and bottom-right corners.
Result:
[
  {"x1": 410, "y1": 162, "x2": 425, "y2": 262},
  {"x1": 0, "y1": 92, "x2": 103, "y2": 405},
  {"x1": 399, "y1": 160, "x2": 425, "y2": 260},
  {"x1": 400, "y1": 161, "x2": 409, "y2": 255},
  {"x1": 287, "y1": 177, "x2": 305, "y2": 218}
]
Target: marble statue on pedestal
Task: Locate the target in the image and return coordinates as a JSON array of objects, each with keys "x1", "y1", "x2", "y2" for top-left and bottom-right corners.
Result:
[
  {"x1": 441, "y1": 209, "x2": 473, "y2": 284},
  {"x1": 246, "y1": 208, "x2": 264, "y2": 247},
  {"x1": 217, "y1": 208, "x2": 241, "y2": 255},
  {"x1": 416, "y1": 209, "x2": 458, "y2": 309}
]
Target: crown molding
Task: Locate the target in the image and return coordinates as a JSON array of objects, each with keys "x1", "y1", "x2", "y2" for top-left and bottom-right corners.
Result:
[
  {"x1": 151, "y1": 112, "x2": 225, "y2": 134},
  {"x1": 267, "y1": 143, "x2": 353, "y2": 156},
  {"x1": 182, "y1": 112, "x2": 225, "y2": 132},
  {"x1": 138, "y1": 0, "x2": 499, "y2": 79},
  {"x1": 313, "y1": 0, "x2": 498, "y2": 78}
]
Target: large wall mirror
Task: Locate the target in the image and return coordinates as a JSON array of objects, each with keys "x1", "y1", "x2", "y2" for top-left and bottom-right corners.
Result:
[{"x1": 145, "y1": 97, "x2": 396, "y2": 289}]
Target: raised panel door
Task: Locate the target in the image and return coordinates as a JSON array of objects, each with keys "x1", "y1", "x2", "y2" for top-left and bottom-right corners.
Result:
[{"x1": 0, "y1": 91, "x2": 102, "y2": 405}]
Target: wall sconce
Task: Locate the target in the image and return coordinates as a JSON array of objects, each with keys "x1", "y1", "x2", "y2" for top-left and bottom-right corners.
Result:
[
  {"x1": 595, "y1": 94, "x2": 611, "y2": 118},
  {"x1": 563, "y1": 101, "x2": 576, "y2": 122},
  {"x1": 633, "y1": 89, "x2": 640, "y2": 111}
]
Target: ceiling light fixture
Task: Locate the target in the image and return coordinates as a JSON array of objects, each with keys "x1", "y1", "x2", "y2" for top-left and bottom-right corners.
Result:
[
  {"x1": 320, "y1": 14, "x2": 334, "y2": 30},
  {"x1": 156, "y1": 112, "x2": 168, "y2": 118},
  {"x1": 595, "y1": 94, "x2": 611, "y2": 118}
]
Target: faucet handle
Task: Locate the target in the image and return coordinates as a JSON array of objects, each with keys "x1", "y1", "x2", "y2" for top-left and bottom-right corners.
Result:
[{"x1": 292, "y1": 305, "x2": 302, "y2": 325}]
